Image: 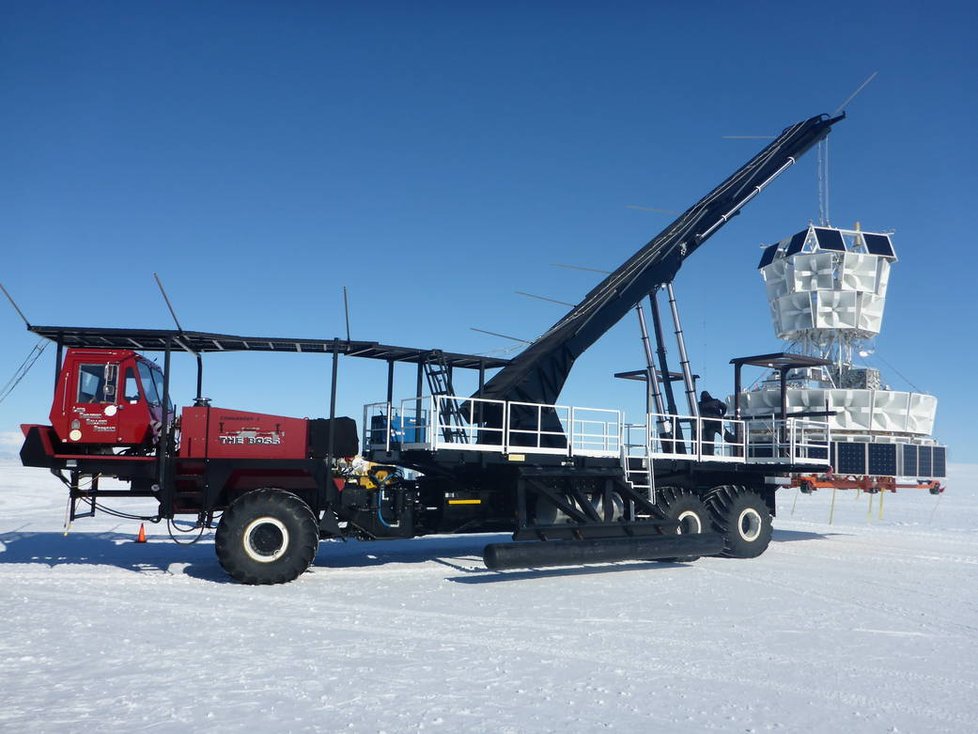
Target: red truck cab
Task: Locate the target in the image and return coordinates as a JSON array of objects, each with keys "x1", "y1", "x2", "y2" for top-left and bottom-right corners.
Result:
[{"x1": 50, "y1": 348, "x2": 169, "y2": 448}]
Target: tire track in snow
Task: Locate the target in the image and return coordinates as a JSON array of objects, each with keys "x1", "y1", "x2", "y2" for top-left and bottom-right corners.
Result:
[
  {"x1": 286, "y1": 598, "x2": 978, "y2": 730},
  {"x1": 773, "y1": 539, "x2": 978, "y2": 568},
  {"x1": 304, "y1": 590, "x2": 978, "y2": 697},
  {"x1": 696, "y1": 561, "x2": 978, "y2": 637},
  {"x1": 5, "y1": 540, "x2": 977, "y2": 730}
]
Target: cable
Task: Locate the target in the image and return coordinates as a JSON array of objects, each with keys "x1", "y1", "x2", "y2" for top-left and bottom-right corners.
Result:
[
  {"x1": 0, "y1": 338, "x2": 47, "y2": 405},
  {"x1": 91, "y1": 501, "x2": 160, "y2": 522},
  {"x1": 168, "y1": 517, "x2": 203, "y2": 533},
  {"x1": 866, "y1": 351, "x2": 923, "y2": 392},
  {"x1": 167, "y1": 518, "x2": 207, "y2": 545}
]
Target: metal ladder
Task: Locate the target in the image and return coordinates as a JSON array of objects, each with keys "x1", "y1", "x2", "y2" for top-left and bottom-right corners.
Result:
[
  {"x1": 423, "y1": 351, "x2": 469, "y2": 444},
  {"x1": 620, "y1": 441, "x2": 655, "y2": 508}
]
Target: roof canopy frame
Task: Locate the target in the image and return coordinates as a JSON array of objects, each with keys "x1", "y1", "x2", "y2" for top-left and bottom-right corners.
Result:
[{"x1": 27, "y1": 325, "x2": 509, "y2": 371}]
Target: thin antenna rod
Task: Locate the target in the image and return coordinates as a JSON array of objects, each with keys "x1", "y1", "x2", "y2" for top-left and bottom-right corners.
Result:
[
  {"x1": 0, "y1": 282, "x2": 31, "y2": 327},
  {"x1": 834, "y1": 71, "x2": 879, "y2": 115},
  {"x1": 153, "y1": 273, "x2": 184, "y2": 332},
  {"x1": 551, "y1": 262, "x2": 612, "y2": 275},
  {"x1": 515, "y1": 291, "x2": 575, "y2": 307},
  {"x1": 625, "y1": 205, "x2": 680, "y2": 215},
  {"x1": 343, "y1": 286, "x2": 351, "y2": 341},
  {"x1": 470, "y1": 327, "x2": 533, "y2": 344}
]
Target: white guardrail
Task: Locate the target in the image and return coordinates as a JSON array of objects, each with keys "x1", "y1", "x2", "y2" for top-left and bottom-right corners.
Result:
[
  {"x1": 742, "y1": 415, "x2": 832, "y2": 464},
  {"x1": 364, "y1": 396, "x2": 621, "y2": 458},
  {"x1": 363, "y1": 398, "x2": 829, "y2": 466},
  {"x1": 640, "y1": 413, "x2": 747, "y2": 463}
]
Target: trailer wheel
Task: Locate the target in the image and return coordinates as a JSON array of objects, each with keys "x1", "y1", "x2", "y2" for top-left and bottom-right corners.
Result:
[
  {"x1": 215, "y1": 488, "x2": 319, "y2": 584},
  {"x1": 707, "y1": 485, "x2": 773, "y2": 559},
  {"x1": 655, "y1": 487, "x2": 709, "y2": 562}
]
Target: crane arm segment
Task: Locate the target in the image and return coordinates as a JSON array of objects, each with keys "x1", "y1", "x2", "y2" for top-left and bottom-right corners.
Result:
[{"x1": 479, "y1": 113, "x2": 844, "y2": 407}]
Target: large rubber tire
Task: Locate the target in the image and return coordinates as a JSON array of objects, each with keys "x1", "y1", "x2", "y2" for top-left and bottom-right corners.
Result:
[
  {"x1": 215, "y1": 488, "x2": 319, "y2": 584},
  {"x1": 707, "y1": 485, "x2": 773, "y2": 559},
  {"x1": 655, "y1": 486, "x2": 709, "y2": 562}
]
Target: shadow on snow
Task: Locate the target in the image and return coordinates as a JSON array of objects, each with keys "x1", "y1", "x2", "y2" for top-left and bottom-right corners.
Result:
[
  {"x1": 772, "y1": 528, "x2": 847, "y2": 543},
  {"x1": 0, "y1": 526, "x2": 845, "y2": 583},
  {"x1": 0, "y1": 526, "x2": 216, "y2": 578}
]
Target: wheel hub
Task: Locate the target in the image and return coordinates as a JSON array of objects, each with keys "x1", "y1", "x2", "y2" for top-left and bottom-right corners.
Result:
[
  {"x1": 243, "y1": 516, "x2": 290, "y2": 563},
  {"x1": 675, "y1": 509, "x2": 702, "y2": 534},
  {"x1": 737, "y1": 507, "x2": 762, "y2": 542}
]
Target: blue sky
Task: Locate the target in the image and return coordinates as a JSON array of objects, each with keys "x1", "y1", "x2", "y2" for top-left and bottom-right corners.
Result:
[{"x1": 2, "y1": 1, "x2": 976, "y2": 462}]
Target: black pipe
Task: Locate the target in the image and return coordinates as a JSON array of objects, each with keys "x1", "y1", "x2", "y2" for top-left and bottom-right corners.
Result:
[
  {"x1": 195, "y1": 353, "x2": 204, "y2": 402},
  {"x1": 483, "y1": 532, "x2": 724, "y2": 571},
  {"x1": 327, "y1": 344, "x2": 339, "y2": 463},
  {"x1": 158, "y1": 339, "x2": 173, "y2": 517},
  {"x1": 321, "y1": 344, "x2": 340, "y2": 516},
  {"x1": 54, "y1": 336, "x2": 63, "y2": 388}
]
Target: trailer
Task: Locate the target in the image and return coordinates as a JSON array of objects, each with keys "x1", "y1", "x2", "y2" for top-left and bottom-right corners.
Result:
[{"x1": 17, "y1": 112, "x2": 843, "y2": 583}]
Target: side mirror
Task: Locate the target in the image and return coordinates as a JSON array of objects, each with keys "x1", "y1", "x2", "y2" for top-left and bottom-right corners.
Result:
[{"x1": 103, "y1": 363, "x2": 118, "y2": 403}]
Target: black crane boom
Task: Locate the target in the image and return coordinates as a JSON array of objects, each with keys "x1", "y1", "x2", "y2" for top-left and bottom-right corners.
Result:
[{"x1": 480, "y1": 113, "x2": 844, "y2": 407}]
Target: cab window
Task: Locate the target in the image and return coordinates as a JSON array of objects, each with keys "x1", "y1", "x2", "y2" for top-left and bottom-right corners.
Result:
[
  {"x1": 124, "y1": 367, "x2": 141, "y2": 403},
  {"x1": 77, "y1": 365, "x2": 106, "y2": 403}
]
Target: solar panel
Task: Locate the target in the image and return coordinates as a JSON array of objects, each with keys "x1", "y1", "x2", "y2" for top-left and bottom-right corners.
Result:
[
  {"x1": 757, "y1": 243, "x2": 779, "y2": 269},
  {"x1": 813, "y1": 227, "x2": 846, "y2": 251},
  {"x1": 868, "y1": 443, "x2": 897, "y2": 475},
  {"x1": 932, "y1": 446, "x2": 947, "y2": 477},
  {"x1": 863, "y1": 233, "x2": 896, "y2": 258},
  {"x1": 835, "y1": 442, "x2": 866, "y2": 474},
  {"x1": 784, "y1": 229, "x2": 810, "y2": 256},
  {"x1": 901, "y1": 444, "x2": 918, "y2": 476},
  {"x1": 918, "y1": 446, "x2": 933, "y2": 477},
  {"x1": 809, "y1": 445, "x2": 829, "y2": 461}
]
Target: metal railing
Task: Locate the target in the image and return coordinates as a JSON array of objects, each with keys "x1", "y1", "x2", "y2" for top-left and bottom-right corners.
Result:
[
  {"x1": 364, "y1": 398, "x2": 829, "y2": 468},
  {"x1": 363, "y1": 396, "x2": 621, "y2": 458},
  {"x1": 571, "y1": 416, "x2": 622, "y2": 457},
  {"x1": 642, "y1": 413, "x2": 746, "y2": 462},
  {"x1": 787, "y1": 417, "x2": 831, "y2": 463},
  {"x1": 742, "y1": 415, "x2": 831, "y2": 464},
  {"x1": 363, "y1": 401, "x2": 395, "y2": 452},
  {"x1": 422, "y1": 395, "x2": 508, "y2": 451},
  {"x1": 363, "y1": 401, "x2": 431, "y2": 452}
]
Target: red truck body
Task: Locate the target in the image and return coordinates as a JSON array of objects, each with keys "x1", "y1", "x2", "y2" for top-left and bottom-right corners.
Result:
[{"x1": 180, "y1": 406, "x2": 310, "y2": 460}]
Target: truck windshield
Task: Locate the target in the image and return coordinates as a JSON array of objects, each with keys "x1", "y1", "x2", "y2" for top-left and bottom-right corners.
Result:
[{"x1": 137, "y1": 362, "x2": 166, "y2": 408}]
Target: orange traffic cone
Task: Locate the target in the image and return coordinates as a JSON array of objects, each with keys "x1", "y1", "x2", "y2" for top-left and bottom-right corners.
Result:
[{"x1": 136, "y1": 523, "x2": 147, "y2": 543}]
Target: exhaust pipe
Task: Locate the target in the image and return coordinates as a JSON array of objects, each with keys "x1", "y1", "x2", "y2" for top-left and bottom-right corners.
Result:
[{"x1": 483, "y1": 532, "x2": 724, "y2": 571}]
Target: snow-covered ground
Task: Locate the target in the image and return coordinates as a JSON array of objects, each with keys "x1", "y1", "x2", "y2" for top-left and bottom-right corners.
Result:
[{"x1": 1, "y1": 461, "x2": 976, "y2": 733}]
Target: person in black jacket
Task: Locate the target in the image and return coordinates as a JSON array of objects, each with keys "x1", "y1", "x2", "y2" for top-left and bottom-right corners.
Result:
[{"x1": 698, "y1": 390, "x2": 727, "y2": 456}]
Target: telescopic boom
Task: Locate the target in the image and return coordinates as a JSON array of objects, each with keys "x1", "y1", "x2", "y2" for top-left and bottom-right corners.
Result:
[{"x1": 479, "y1": 113, "x2": 844, "y2": 407}]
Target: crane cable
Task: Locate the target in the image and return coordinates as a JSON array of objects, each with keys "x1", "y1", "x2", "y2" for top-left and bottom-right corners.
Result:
[{"x1": 0, "y1": 338, "x2": 47, "y2": 406}]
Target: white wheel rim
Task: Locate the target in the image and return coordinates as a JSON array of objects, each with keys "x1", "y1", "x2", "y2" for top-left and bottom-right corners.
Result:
[
  {"x1": 676, "y1": 509, "x2": 702, "y2": 534},
  {"x1": 737, "y1": 508, "x2": 762, "y2": 542},
  {"x1": 243, "y1": 516, "x2": 290, "y2": 563}
]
